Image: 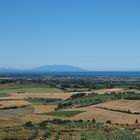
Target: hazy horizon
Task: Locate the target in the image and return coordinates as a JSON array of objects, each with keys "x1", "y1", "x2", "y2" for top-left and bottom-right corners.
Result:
[
  {"x1": 1, "y1": 64, "x2": 140, "y2": 72},
  {"x1": 0, "y1": 0, "x2": 140, "y2": 70}
]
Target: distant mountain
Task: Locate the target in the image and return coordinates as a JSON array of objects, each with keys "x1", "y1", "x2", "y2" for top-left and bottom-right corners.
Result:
[
  {"x1": 31, "y1": 65, "x2": 86, "y2": 72},
  {"x1": 0, "y1": 65, "x2": 87, "y2": 74}
]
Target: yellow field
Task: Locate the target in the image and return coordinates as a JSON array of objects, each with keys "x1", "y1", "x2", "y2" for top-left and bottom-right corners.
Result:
[
  {"x1": 0, "y1": 92, "x2": 79, "y2": 100},
  {"x1": 34, "y1": 105, "x2": 56, "y2": 113},
  {"x1": 0, "y1": 100, "x2": 31, "y2": 108},
  {"x1": 63, "y1": 100, "x2": 140, "y2": 124},
  {"x1": 94, "y1": 99, "x2": 140, "y2": 113}
]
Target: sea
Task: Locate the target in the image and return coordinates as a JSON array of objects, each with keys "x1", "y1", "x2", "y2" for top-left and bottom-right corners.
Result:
[{"x1": 1, "y1": 71, "x2": 140, "y2": 77}]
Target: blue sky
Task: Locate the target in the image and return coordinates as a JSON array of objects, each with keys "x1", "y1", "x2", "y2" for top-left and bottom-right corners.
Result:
[{"x1": 0, "y1": 0, "x2": 140, "y2": 70}]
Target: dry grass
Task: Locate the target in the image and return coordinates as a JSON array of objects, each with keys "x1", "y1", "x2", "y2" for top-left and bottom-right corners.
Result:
[
  {"x1": 95, "y1": 88, "x2": 126, "y2": 94},
  {"x1": 0, "y1": 118, "x2": 22, "y2": 128},
  {"x1": 72, "y1": 107, "x2": 140, "y2": 124},
  {"x1": 20, "y1": 114, "x2": 61, "y2": 123},
  {"x1": 0, "y1": 129, "x2": 33, "y2": 139},
  {"x1": 0, "y1": 106, "x2": 34, "y2": 119},
  {"x1": 94, "y1": 99, "x2": 140, "y2": 113},
  {"x1": 63, "y1": 100, "x2": 140, "y2": 124},
  {"x1": 0, "y1": 92, "x2": 79, "y2": 100},
  {"x1": 34, "y1": 105, "x2": 56, "y2": 113},
  {"x1": 0, "y1": 100, "x2": 31, "y2": 108}
]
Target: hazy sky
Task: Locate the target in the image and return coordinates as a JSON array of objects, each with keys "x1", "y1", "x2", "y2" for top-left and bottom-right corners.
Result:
[{"x1": 0, "y1": 0, "x2": 140, "y2": 70}]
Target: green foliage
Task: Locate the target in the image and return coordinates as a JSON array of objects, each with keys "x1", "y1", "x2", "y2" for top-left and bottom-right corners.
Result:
[
  {"x1": 56, "y1": 93, "x2": 120, "y2": 109},
  {"x1": 26, "y1": 97, "x2": 61, "y2": 105},
  {"x1": 44, "y1": 128, "x2": 50, "y2": 137},
  {"x1": 24, "y1": 121, "x2": 34, "y2": 128},
  {"x1": 27, "y1": 129, "x2": 38, "y2": 140},
  {"x1": 106, "y1": 120, "x2": 112, "y2": 124},
  {"x1": 70, "y1": 93, "x2": 86, "y2": 99},
  {"x1": 80, "y1": 130, "x2": 140, "y2": 140},
  {"x1": 0, "y1": 105, "x2": 28, "y2": 110},
  {"x1": 57, "y1": 92, "x2": 140, "y2": 109},
  {"x1": 53, "y1": 128, "x2": 61, "y2": 140},
  {"x1": 0, "y1": 93, "x2": 10, "y2": 97},
  {"x1": 43, "y1": 111, "x2": 84, "y2": 117},
  {"x1": 124, "y1": 92, "x2": 140, "y2": 100}
]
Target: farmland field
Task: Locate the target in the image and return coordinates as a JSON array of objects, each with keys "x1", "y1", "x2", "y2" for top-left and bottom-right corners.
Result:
[
  {"x1": 0, "y1": 87, "x2": 64, "y2": 94},
  {"x1": 34, "y1": 105, "x2": 56, "y2": 113},
  {"x1": 0, "y1": 76, "x2": 140, "y2": 139},
  {"x1": 43, "y1": 111, "x2": 84, "y2": 117},
  {"x1": 94, "y1": 99, "x2": 140, "y2": 113}
]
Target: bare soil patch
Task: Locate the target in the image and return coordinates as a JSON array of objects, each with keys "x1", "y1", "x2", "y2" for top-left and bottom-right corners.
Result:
[
  {"x1": 0, "y1": 106, "x2": 34, "y2": 119},
  {"x1": 0, "y1": 100, "x2": 31, "y2": 108},
  {"x1": 34, "y1": 105, "x2": 56, "y2": 113}
]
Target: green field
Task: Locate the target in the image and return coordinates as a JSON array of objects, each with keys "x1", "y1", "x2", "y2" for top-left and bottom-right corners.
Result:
[
  {"x1": 43, "y1": 111, "x2": 84, "y2": 117},
  {"x1": 0, "y1": 87, "x2": 64, "y2": 94},
  {"x1": 26, "y1": 97, "x2": 61, "y2": 105},
  {"x1": 0, "y1": 83, "x2": 65, "y2": 94},
  {"x1": 0, "y1": 93, "x2": 10, "y2": 97}
]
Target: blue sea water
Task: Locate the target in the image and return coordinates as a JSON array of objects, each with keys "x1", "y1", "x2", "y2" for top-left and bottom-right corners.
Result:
[
  {"x1": 1, "y1": 71, "x2": 140, "y2": 77},
  {"x1": 48, "y1": 71, "x2": 140, "y2": 77}
]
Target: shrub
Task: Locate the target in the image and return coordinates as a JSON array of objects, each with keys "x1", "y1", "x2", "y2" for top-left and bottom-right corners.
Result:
[
  {"x1": 106, "y1": 120, "x2": 112, "y2": 124},
  {"x1": 92, "y1": 118, "x2": 96, "y2": 123},
  {"x1": 25, "y1": 121, "x2": 34, "y2": 128}
]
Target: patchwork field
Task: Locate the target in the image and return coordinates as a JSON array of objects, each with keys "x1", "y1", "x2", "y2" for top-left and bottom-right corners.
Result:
[
  {"x1": 0, "y1": 77, "x2": 140, "y2": 139},
  {"x1": 72, "y1": 107, "x2": 140, "y2": 124},
  {"x1": 94, "y1": 99, "x2": 140, "y2": 113},
  {"x1": 59, "y1": 99, "x2": 140, "y2": 124}
]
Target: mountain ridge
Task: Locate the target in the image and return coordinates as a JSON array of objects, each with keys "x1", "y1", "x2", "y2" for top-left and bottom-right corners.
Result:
[{"x1": 0, "y1": 65, "x2": 87, "y2": 73}]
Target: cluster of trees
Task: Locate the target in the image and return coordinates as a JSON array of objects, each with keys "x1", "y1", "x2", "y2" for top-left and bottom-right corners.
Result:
[
  {"x1": 27, "y1": 129, "x2": 38, "y2": 140},
  {"x1": 80, "y1": 130, "x2": 140, "y2": 140},
  {"x1": 0, "y1": 105, "x2": 28, "y2": 110},
  {"x1": 40, "y1": 128, "x2": 50, "y2": 140},
  {"x1": 54, "y1": 129, "x2": 61, "y2": 140},
  {"x1": 56, "y1": 91, "x2": 140, "y2": 110},
  {"x1": 70, "y1": 93, "x2": 86, "y2": 99},
  {"x1": 56, "y1": 93, "x2": 116, "y2": 109},
  {"x1": 27, "y1": 97, "x2": 61, "y2": 105}
]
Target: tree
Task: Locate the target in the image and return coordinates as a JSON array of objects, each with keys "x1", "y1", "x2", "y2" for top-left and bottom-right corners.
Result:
[{"x1": 25, "y1": 121, "x2": 34, "y2": 128}]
